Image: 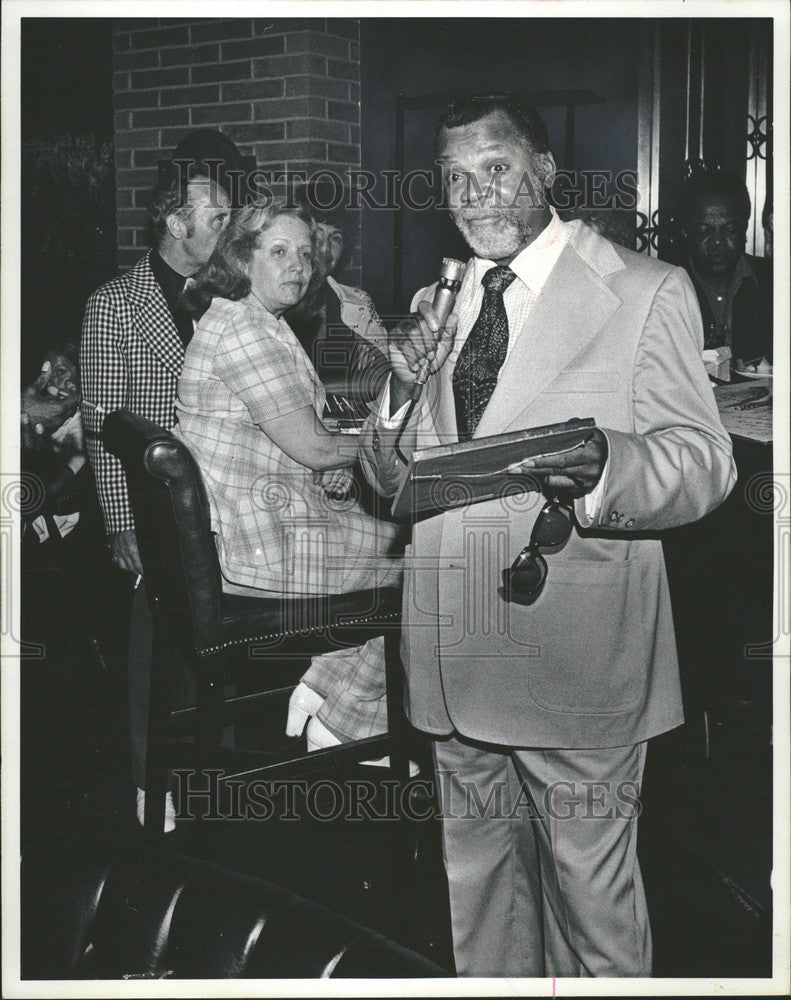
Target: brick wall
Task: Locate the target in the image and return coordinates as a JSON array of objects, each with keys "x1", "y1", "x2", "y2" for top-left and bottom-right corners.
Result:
[{"x1": 112, "y1": 17, "x2": 361, "y2": 280}]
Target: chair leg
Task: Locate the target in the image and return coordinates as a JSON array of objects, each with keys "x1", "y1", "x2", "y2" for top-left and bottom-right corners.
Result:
[
  {"x1": 384, "y1": 627, "x2": 411, "y2": 783},
  {"x1": 142, "y1": 617, "x2": 177, "y2": 839},
  {"x1": 195, "y1": 653, "x2": 226, "y2": 769}
]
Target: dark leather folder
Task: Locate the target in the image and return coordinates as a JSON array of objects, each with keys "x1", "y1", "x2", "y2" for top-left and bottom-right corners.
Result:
[{"x1": 391, "y1": 417, "x2": 596, "y2": 521}]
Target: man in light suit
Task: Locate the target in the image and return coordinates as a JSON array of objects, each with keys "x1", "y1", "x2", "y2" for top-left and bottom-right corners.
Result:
[
  {"x1": 80, "y1": 169, "x2": 230, "y2": 827},
  {"x1": 359, "y1": 96, "x2": 736, "y2": 977}
]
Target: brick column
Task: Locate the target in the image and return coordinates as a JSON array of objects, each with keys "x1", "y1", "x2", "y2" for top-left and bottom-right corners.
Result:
[{"x1": 112, "y1": 17, "x2": 361, "y2": 280}]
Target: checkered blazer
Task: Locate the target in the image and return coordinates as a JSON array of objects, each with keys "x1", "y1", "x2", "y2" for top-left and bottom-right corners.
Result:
[{"x1": 80, "y1": 252, "x2": 185, "y2": 536}]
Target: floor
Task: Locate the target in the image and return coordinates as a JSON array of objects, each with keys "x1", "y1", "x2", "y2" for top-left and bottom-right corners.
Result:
[{"x1": 18, "y1": 558, "x2": 773, "y2": 981}]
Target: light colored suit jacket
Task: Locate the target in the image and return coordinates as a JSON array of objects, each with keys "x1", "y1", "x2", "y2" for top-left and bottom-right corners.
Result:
[
  {"x1": 80, "y1": 253, "x2": 184, "y2": 536},
  {"x1": 359, "y1": 221, "x2": 736, "y2": 749}
]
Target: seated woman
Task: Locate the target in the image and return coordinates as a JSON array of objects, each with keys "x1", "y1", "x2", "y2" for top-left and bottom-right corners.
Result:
[
  {"x1": 175, "y1": 200, "x2": 402, "y2": 755},
  {"x1": 285, "y1": 181, "x2": 390, "y2": 412}
]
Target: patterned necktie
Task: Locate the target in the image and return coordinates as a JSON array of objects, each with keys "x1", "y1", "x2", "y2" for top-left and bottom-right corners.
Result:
[{"x1": 452, "y1": 265, "x2": 517, "y2": 440}]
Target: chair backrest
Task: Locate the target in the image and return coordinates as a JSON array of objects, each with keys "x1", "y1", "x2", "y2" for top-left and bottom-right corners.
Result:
[
  {"x1": 103, "y1": 410, "x2": 225, "y2": 653},
  {"x1": 22, "y1": 840, "x2": 448, "y2": 978}
]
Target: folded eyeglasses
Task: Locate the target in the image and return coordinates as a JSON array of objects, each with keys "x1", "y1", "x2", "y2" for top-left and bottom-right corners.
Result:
[{"x1": 501, "y1": 497, "x2": 575, "y2": 605}]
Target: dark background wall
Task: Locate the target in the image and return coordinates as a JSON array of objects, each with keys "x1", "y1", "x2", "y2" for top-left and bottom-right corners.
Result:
[
  {"x1": 21, "y1": 19, "x2": 115, "y2": 381},
  {"x1": 359, "y1": 17, "x2": 769, "y2": 312},
  {"x1": 359, "y1": 18, "x2": 644, "y2": 314},
  {"x1": 111, "y1": 17, "x2": 361, "y2": 273}
]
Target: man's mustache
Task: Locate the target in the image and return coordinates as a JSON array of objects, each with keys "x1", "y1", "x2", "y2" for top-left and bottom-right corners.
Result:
[{"x1": 458, "y1": 210, "x2": 515, "y2": 222}]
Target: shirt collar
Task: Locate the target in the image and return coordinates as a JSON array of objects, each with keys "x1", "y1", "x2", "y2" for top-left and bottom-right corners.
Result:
[
  {"x1": 471, "y1": 207, "x2": 569, "y2": 296},
  {"x1": 242, "y1": 292, "x2": 291, "y2": 333},
  {"x1": 690, "y1": 253, "x2": 757, "y2": 297},
  {"x1": 149, "y1": 249, "x2": 189, "y2": 312}
]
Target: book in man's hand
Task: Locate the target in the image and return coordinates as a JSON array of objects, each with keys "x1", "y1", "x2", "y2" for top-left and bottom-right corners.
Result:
[{"x1": 391, "y1": 417, "x2": 597, "y2": 521}]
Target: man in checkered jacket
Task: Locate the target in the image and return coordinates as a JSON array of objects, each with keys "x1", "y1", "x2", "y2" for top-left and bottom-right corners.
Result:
[
  {"x1": 80, "y1": 170, "x2": 230, "y2": 827},
  {"x1": 81, "y1": 171, "x2": 230, "y2": 570}
]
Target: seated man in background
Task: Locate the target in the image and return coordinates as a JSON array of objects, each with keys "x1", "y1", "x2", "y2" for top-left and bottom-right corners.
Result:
[
  {"x1": 681, "y1": 171, "x2": 773, "y2": 371},
  {"x1": 20, "y1": 343, "x2": 123, "y2": 672},
  {"x1": 21, "y1": 342, "x2": 90, "y2": 551}
]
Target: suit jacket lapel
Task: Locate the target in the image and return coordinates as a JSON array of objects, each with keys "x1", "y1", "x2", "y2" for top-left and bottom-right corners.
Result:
[
  {"x1": 474, "y1": 234, "x2": 623, "y2": 436},
  {"x1": 127, "y1": 254, "x2": 185, "y2": 377}
]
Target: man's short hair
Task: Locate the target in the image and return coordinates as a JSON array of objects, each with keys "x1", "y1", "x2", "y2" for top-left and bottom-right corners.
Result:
[
  {"x1": 681, "y1": 170, "x2": 752, "y2": 226},
  {"x1": 148, "y1": 166, "x2": 212, "y2": 245},
  {"x1": 436, "y1": 95, "x2": 551, "y2": 155}
]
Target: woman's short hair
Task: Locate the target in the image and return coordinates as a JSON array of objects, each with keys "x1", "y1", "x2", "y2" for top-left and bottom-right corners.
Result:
[
  {"x1": 185, "y1": 199, "x2": 314, "y2": 313},
  {"x1": 293, "y1": 177, "x2": 348, "y2": 234},
  {"x1": 47, "y1": 339, "x2": 80, "y2": 370}
]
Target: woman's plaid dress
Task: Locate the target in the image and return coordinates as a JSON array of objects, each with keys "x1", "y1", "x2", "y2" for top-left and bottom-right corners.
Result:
[{"x1": 175, "y1": 293, "x2": 403, "y2": 740}]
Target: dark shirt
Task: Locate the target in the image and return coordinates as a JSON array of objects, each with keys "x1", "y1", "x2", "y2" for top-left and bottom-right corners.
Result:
[
  {"x1": 687, "y1": 254, "x2": 773, "y2": 363},
  {"x1": 149, "y1": 250, "x2": 194, "y2": 349}
]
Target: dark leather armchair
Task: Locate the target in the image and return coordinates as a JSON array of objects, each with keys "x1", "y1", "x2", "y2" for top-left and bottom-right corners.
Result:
[
  {"x1": 103, "y1": 411, "x2": 413, "y2": 836},
  {"x1": 22, "y1": 843, "x2": 448, "y2": 979}
]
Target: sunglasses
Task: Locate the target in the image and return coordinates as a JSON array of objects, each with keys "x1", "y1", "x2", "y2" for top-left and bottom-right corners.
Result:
[{"x1": 501, "y1": 497, "x2": 574, "y2": 605}]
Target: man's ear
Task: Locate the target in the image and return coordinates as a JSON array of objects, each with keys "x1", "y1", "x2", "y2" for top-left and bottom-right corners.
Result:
[
  {"x1": 534, "y1": 151, "x2": 556, "y2": 190},
  {"x1": 165, "y1": 212, "x2": 186, "y2": 242}
]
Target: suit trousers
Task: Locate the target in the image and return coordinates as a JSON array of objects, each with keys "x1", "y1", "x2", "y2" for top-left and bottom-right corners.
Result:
[{"x1": 433, "y1": 733, "x2": 651, "y2": 977}]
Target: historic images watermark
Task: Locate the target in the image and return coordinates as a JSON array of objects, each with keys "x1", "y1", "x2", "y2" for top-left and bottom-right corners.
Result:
[
  {"x1": 171, "y1": 158, "x2": 640, "y2": 214},
  {"x1": 742, "y1": 471, "x2": 790, "y2": 660},
  {"x1": 173, "y1": 768, "x2": 642, "y2": 823},
  {"x1": 1, "y1": 472, "x2": 46, "y2": 659}
]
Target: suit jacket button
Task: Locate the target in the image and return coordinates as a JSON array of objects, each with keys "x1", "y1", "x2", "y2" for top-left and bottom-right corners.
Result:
[
  {"x1": 609, "y1": 511, "x2": 619, "y2": 523},
  {"x1": 625, "y1": 518, "x2": 635, "y2": 528}
]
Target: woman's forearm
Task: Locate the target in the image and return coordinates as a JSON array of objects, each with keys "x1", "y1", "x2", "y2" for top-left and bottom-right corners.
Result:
[{"x1": 257, "y1": 406, "x2": 357, "y2": 471}]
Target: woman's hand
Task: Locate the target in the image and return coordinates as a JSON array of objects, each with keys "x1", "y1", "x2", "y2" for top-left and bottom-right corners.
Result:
[{"x1": 316, "y1": 468, "x2": 354, "y2": 499}]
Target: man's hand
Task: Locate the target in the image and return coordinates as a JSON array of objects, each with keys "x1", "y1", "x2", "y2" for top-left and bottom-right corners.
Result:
[
  {"x1": 508, "y1": 429, "x2": 609, "y2": 495},
  {"x1": 21, "y1": 362, "x2": 81, "y2": 433},
  {"x1": 20, "y1": 412, "x2": 51, "y2": 452},
  {"x1": 51, "y1": 412, "x2": 87, "y2": 474},
  {"x1": 388, "y1": 301, "x2": 458, "y2": 411},
  {"x1": 110, "y1": 528, "x2": 143, "y2": 576}
]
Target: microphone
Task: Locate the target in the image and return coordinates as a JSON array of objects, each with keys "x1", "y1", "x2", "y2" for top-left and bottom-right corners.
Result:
[
  {"x1": 395, "y1": 256, "x2": 466, "y2": 462},
  {"x1": 409, "y1": 256, "x2": 466, "y2": 400}
]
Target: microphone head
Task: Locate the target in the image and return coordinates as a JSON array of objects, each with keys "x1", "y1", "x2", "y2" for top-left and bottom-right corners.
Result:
[{"x1": 440, "y1": 257, "x2": 466, "y2": 282}]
